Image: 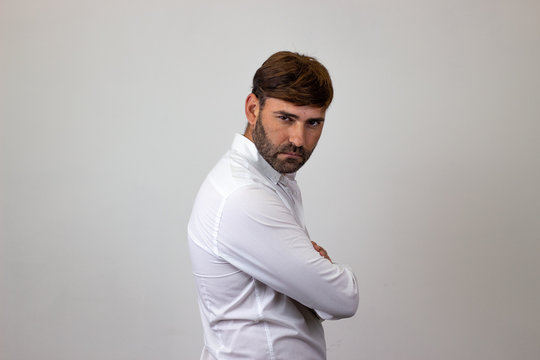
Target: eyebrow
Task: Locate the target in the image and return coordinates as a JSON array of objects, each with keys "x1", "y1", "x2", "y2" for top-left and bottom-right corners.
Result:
[{"x1": 273, "y1": 110, "x2": 325, "y2": 122}]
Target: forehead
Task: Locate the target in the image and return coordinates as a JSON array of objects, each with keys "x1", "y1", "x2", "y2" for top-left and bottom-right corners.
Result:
[{"x1": 263, "y1": 97, "x2": 325, "y2": 118}]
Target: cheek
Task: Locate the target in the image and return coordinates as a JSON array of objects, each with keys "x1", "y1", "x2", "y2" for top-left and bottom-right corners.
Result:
[
  {"x1": 306, "y1": 131, "x2": 322, "y2": 149},
  {"x1": 270, "y1": 129, "x2": 290, "y2": 145}
]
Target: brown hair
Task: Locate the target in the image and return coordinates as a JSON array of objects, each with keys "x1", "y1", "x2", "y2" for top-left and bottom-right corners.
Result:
[{"x1": 252, "y1": 51, "x2": 333, "y2": 110}]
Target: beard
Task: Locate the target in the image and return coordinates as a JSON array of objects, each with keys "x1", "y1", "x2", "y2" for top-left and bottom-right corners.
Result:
[{"x1": 252, "y1": 114, "x2": 313, "y2": 174}]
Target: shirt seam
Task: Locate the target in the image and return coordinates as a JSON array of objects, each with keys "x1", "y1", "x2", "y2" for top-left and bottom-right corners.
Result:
[{"x1": 254, "y1": 279, "x2": 276, "y2": 360}]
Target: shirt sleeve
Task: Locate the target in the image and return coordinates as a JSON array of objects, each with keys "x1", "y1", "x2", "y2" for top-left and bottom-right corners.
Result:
[{"x1": 215, "y1": 184, "x2": 359, "y2": 319}]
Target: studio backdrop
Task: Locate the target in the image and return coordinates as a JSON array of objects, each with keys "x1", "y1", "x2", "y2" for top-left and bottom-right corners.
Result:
[{"x1": 1, "y1": 1, "x2": 539, "y2": 359}]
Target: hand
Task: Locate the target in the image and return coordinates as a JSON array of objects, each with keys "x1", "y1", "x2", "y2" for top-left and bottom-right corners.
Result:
[{"x1": 311, "y1": 241, "x2": 332, "y2": 263}]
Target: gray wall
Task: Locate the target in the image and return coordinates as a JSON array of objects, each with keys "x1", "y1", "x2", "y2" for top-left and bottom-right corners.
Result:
[{"x1": 1, "y1": 1, "x2": 539, "y2": 359}]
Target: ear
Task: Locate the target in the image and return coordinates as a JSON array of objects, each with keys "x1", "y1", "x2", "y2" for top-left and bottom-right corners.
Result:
[{"x1": 245, "y1": 93, "x2": 260, "y2": 127}]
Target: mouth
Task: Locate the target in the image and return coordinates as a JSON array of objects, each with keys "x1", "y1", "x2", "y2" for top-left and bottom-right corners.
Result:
[{"x1": 279, "y1": 152, "x2": 303, "y2": 159}]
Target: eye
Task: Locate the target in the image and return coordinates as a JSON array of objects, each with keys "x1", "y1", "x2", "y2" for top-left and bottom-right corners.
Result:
[
  {"x1": 278, "y1": 115, "x2": 292, "y2": 122},
  {"x1": 307, "y1": 119, "x2": 322, "y2": 127}
]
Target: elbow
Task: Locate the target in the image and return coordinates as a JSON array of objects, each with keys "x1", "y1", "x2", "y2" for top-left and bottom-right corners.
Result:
[
  {"x1": 338, "y1": 290, "x2": 359, "y2": 318},
  {"x1": 332, "y1": 268, "x2": 360, "y2": 318},
  {"x1": 319, "y1": 266, "x2": 360, "y2": 319},
  {"x1": 315, "y1": 290, "x2": 358, "y2": 320},
  {"x1": 322, "y1": 288, "x2": 359, "y2": 320}
]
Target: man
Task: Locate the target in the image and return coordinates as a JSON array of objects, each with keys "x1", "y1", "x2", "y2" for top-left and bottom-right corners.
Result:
[{"x1": 188, "y1": 51, "x2": 359, "y2": 360}]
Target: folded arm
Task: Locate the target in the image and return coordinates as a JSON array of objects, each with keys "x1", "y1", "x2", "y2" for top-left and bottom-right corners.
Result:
[{"x1": 216, "y1": 185, "x2": 359, "y2": 319}]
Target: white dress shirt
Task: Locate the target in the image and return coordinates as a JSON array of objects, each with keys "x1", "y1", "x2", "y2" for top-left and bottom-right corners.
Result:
[{"x1": 188, "y1": 134, "x2": 359, "y2": 360}]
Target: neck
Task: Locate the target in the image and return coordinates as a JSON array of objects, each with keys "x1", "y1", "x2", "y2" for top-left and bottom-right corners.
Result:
[{"x1": 243, "y1": 125, "x2": 254, "y2": 142}]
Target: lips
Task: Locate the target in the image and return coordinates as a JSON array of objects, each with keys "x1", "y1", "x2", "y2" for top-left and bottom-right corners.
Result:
[{"x1": 279, "y1": 152, "x2": 303, "y2": 160}]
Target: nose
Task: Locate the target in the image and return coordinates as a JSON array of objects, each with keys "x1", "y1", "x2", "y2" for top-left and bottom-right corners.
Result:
[{"x1": 289, "y1": 123, "x2": 305, "y2": 148}]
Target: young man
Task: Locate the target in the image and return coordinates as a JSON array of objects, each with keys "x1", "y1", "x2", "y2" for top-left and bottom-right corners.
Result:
[{"x1": 188, "y1": 51, "x2": 359, "y2": 360}]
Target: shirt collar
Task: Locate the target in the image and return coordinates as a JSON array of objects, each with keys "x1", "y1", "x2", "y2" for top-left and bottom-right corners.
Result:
[{"x1": 230, "y1": 133, "x2": 296, "y2": 185}]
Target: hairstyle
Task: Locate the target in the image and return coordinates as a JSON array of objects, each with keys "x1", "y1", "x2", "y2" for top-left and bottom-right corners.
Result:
[{"x1": 252, "y1": 51, "x2": 333, "y2": 110}]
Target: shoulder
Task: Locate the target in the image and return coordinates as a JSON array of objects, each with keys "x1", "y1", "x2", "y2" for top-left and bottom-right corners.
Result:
[
  {"x1": 201, "y1": 150, "x2": 275, "y2": 198},
  {"x1": 191, "y1": 152, "x2": 280, "y2": 217}
]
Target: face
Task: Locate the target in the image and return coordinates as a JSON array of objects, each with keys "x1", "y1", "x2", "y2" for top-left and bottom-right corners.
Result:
[{"x1": 250, "y1": 97, "x2": 325, "y2": 174}]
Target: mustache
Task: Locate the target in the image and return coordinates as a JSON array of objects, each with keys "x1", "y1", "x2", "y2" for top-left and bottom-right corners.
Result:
[{"x1": 277, "y1": 143, "x2": 305, "y2": 156}]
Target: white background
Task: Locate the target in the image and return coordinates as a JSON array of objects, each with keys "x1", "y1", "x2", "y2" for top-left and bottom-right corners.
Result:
[{"x1": 1, "y1": 1, "x2": 539, "y2": 359}]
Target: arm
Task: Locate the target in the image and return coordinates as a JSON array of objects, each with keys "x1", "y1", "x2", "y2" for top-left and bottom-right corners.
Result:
[{"x1": 215, "y1": 184, "x2": 358, "y2": 319}]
